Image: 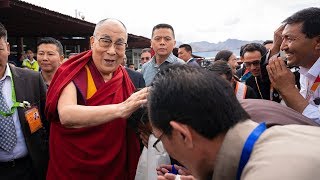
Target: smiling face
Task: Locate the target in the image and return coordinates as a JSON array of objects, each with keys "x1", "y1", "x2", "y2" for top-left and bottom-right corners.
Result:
[
  {"x1": 90, "y1": 19, "x2": 128, "y2": 80},
  {"x1": 281, "y1": 22, "x2": 320, "y2": 69},
  {"x1": 243, "y1": 51, "x2": 262, "y2": 77}
]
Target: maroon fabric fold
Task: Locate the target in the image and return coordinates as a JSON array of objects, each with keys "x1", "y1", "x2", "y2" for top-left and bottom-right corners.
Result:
[{"x1": 45, "y1": 50, "x2": 140, "y2": 179}]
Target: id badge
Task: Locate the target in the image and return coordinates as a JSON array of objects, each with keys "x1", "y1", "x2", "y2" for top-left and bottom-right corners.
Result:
[{"x1": 24, "y1": 106, "x2": 43, "y2": 134}]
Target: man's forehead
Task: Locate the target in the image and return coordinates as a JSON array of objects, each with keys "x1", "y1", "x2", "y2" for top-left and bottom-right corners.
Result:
[
  {"x1": 95, "y1": 21, "x2": 127, "y2": 38},
  {"x1": 38, "y1": 43, "x2": 58, "y2": 50},
  {"x1": 0, "y1": 38, "x2": 6, "y2": 45},
  {"x1": 153, "y1": 28, "x2": 174, "y2": 36},
  {"x1": 243, "y1": 51, "x2": 262, "y2": 60},
  {"x1": 283, "y1": 22, "x2": 303, "y2": 35},
  {"x1": 97, "y1": 21, "x2": 126, "y2": 31},
  {"x1": 141, "y1": 52, "x2": 151, "y2": 56}
]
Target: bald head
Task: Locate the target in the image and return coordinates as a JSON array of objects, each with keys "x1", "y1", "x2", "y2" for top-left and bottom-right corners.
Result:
[
  {"x1": 93, "y1": 18, "x2": 127, "y2": 39},
  {"x1": 90, "y1": 18, "x2": 128, "y2": 80}
]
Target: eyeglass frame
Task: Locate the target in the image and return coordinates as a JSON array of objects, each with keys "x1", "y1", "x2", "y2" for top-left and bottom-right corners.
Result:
[
  {"x1": 138, "y1": 109, "x2": 164, "y2": 152},
  {"x1": 94, "y1": 36, "x2": 128, "y2": 50},
  {"x1": 152, "y1": 131, "x2": 164, "y2": 152},
  {"x1": 243, "y1": 60, "x2": 261, "y2": 67}
]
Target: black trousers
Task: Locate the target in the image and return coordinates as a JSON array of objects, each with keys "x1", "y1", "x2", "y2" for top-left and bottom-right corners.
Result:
[{"x1": 0, "y1": 156, "x2": 37, "y2": 180}]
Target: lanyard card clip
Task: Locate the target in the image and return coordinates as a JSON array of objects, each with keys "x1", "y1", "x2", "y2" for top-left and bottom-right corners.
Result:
[{"x1": 19, "y1": 101, "x2": 31, "y2": 108}]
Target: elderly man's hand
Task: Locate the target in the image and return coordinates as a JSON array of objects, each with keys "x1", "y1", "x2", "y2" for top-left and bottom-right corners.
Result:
[
  {"x1": 267, "y1": 57, "x2": 296, "y2": 93},
  {"x1": 119, "y1": 87, "x2": 149, "y2": 119}
]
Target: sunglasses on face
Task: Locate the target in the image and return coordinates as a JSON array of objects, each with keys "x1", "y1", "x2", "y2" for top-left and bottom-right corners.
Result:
[{"x1": 244, "y1": 60, "x2": 260, "y2": 67}]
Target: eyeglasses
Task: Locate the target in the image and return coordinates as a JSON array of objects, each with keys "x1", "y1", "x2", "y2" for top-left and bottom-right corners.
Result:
[
  {"x1": 96, "y1": 37, "x2": 128, "y2": 51},
  {"x1": 244, "y1": 60, "x2": 260, "y2": 67},
  {"x1": 152, "y1": 132, "x2": 164, "y2": 152}
]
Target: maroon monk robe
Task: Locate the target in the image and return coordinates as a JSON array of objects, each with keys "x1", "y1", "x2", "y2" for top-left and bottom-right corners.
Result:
[{"x1": 45, "y1": 50, "x2": 140, "y2": 180}]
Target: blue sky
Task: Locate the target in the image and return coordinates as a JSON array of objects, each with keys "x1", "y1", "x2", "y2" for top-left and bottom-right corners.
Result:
[{"x1": 25, "y1": 0, "x2": 319, "y2": 43}]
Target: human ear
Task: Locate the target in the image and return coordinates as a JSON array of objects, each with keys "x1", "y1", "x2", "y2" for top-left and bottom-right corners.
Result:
[
  {"x1": 170, "y1": 121, "x2": 193, "y2": 149},
  {"x1": 90, "y1": 36, "x2": 95, "y2": 49},
  {"x1": 6, "y1": 42, "x2": 10, "y2": 56}
]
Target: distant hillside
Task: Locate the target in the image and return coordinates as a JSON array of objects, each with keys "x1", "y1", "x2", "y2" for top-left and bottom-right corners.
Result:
[{"x1": 176, "y1": 39, "x2": 264, "y2": 52}]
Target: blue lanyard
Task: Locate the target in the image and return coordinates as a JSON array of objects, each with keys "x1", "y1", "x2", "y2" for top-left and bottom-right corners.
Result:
[{"x1": 236, "y1": 122, "x2": 267, "y2": 180}]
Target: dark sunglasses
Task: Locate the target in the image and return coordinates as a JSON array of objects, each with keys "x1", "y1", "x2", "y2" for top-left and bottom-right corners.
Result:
[{"x1": 244, "y1": 60, "x2": 260, "y2": 67}]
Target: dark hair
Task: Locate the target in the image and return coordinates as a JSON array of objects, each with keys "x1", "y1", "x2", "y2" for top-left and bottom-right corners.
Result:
[
  {"x1": 263, "y1": 40, "x2": 273, "y2": 46},
  {"x1": 152, "y1": 23, "x2": 175, "y2": 39},
  {"x1": 26, "y1": 49, "x2": 35, "y2": 54},
  {"x1": 207, "y1": 60, "x2": 233, "y2": 82},
  {"x1": 0, "y1": 23, "x2": 8, "y2": 41},
  {"x1": 214, "y1": 50, "x2": 233, "y2": 62},
  {"x1": 242, "y1": 43, "x2": 267, "y2": 64},
  {"x1": 239, "y1": 44, "x2": 246, "y2": 58},
  {"x1": 148, "y1": 64, "x2": 249, "y2": 139},
  {"x1": 37, "y1": 37, "x2": 64, "y2": 55},
  {"x1": 283, "y1": 7, "x2": 320, "y2": 38},
  {"x1": 179, "y1": 44, "x2": 192, "y2": 53}
]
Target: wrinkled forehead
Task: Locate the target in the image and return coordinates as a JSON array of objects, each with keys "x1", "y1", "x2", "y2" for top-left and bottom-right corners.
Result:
[{"x1": 95, "y1": 20, "x2": 128, "y2": 40}]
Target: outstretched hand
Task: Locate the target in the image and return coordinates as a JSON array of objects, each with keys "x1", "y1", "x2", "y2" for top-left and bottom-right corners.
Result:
[{"x1": 120, "y1": 87, "x2": 149, "y2": 119}]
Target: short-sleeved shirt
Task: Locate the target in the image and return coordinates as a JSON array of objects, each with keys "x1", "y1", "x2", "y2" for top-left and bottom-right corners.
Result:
[{"x1": 141, "y1": 53, "x2": 185, "y2": 86}]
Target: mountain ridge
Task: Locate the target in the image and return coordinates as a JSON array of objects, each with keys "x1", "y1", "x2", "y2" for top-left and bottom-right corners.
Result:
[{"x1": 176, "y1": 38, "x2": 264, "y2": 52}]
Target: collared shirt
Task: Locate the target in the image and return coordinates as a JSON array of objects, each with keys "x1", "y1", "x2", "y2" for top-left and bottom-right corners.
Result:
[
  {"x1": 0, "y1": 63, "x2": 28, "y2": 161},
  {"x1": 141, "y1": 53, "x2": 185, "y2": 86},
  {"x1": 213, "y1": 120, "x2": 320, "y2": 180},
  {"x1": 299, "y1": 57, "x2": 320, "y2": 124}
]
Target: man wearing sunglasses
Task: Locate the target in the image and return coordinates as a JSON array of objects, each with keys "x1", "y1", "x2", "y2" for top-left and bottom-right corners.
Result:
[{"x1": 242, "y1": 43, "x2": 281, "y2": 102}]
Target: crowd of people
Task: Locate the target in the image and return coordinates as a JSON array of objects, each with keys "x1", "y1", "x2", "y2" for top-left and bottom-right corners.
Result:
[{"x1": 0, "y1": 6, "x2": 319, "y2": 180}]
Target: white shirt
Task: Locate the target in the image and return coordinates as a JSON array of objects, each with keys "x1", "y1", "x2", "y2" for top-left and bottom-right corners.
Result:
[
  {"x1": 0, "y1": 64, "x2": 28, "y2": 161},
  {"x1": 299, "y1": 57, "x2": 320, "y2": 124}
]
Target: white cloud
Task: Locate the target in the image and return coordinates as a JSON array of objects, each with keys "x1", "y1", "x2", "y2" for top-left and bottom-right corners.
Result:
[{"x1": 26, "y1": 0, "x2": 320, "y2": 43}]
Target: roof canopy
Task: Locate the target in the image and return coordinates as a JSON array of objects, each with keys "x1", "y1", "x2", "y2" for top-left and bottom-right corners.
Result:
[{"x1": 0, "y1": 0, "x2": 150, "y2": 48}]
